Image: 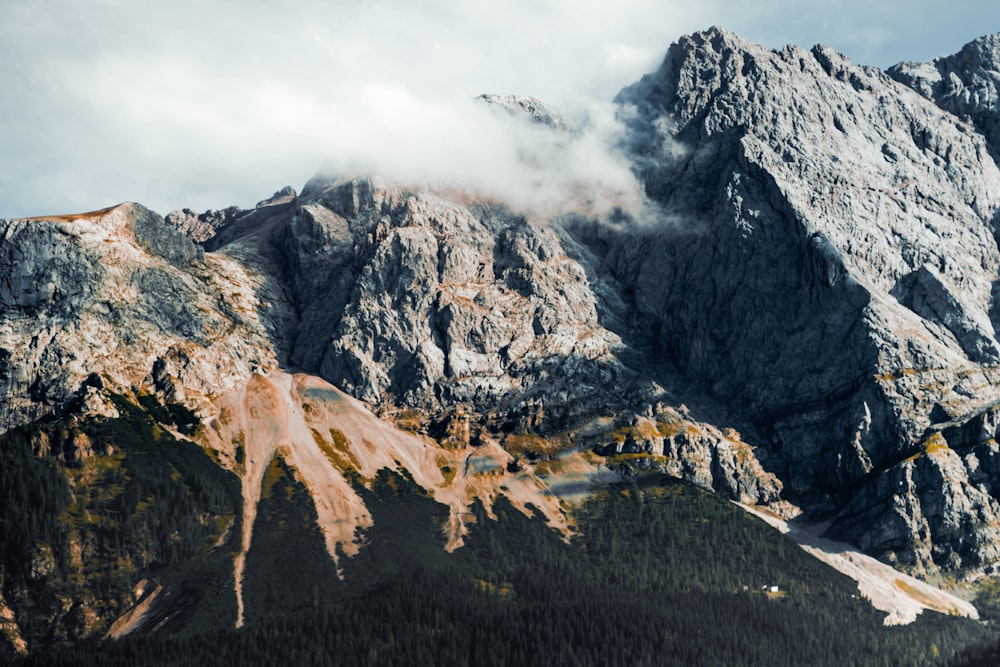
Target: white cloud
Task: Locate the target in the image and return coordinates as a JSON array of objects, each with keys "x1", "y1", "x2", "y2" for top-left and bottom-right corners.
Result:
[{"x1": 0, "y1": 0, "x2": 998, "y2": 218}]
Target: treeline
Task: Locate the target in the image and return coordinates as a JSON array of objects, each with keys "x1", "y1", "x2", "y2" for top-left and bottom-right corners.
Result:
[
  {"x1": 20, "y1": 471, "x2": 995, "y2": 666},
  {"x1": 0, "y1": 393, "x2": 241, "y2": 650}
]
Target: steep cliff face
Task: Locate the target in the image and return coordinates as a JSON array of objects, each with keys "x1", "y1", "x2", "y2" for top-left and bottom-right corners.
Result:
[
  {"x1": 609, "y1": 27, "x2": 1000, "y2": 575},
  {"x1": 189, "y1": 173, "x2": 776, "y2": 501},
  {"x1": 291, "y1": 178, "x2": 632, "y2": 425},
  {"x1": 0, "y1": 203, "x2": 275, "y2": 430}
]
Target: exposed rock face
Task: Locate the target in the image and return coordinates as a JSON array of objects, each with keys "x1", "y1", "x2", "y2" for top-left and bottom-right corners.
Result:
[
  {"x1": 299, "y1": 178, "x2": 627, "y2": 424},
  {"x1": 0, "y1": 203, "x2": 276, "y2": 429},
  {"x1": 477, "y1": 93, "x2": 572, "y2": 132},
  {"x1": 130, "y1": 204, "x2": 204, "y2": 266},
  {"x1": 889, "y1": 34, "x2": 1000, "y2": 161},
  {"x1": 607, "y1": 27, "x2": 1000, "y2": 576},
  {"x1": 222, "y1": 173, "x2": 633, "y2": 424},
  {"x1": 0, "y1": 591, "x2": 27, "y2": 658},
  {"x1": 590, "y1": 406, "x2": 782, "y2": 505},
  {"x1": 198, "y1": 174, "x2": 777, "y2": 503},
  {"x1": 830, "y1": 431, "x2": 1000, "y2": 574}
]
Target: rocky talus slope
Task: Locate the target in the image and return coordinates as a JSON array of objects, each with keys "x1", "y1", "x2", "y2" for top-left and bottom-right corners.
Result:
[{"x1": 6, "y1": 26, "x2": 1000, "y2": 653}]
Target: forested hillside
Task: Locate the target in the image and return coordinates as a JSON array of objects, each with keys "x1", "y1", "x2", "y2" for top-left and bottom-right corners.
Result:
[{"x1": 16, "y1": 471, "x2": 993, "y2": 666}]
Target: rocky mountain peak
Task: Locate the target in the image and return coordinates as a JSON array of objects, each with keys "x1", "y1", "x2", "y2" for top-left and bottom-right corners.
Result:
[
  {"x1": 476, "y1": 93, "x2": 572, "y2": 131},
  {"x1": 255, "y1": 185, "x2": 297, "y2": 208},
  {"x1": 662, "y1": 25, "x2": 747, "y2": 60},
  {"x1": 13, "y1": 32, "x2": 1000, "y2": 656},
  {"x1": 608, "y1": 28, "x2": 1000, "y2": 574},
  {"x1": 888, "y1": 33, "x2": 1000, "y2": 160},
  {"x1": 954, "y1": 32, "x2": 1000, "y2": 65}
]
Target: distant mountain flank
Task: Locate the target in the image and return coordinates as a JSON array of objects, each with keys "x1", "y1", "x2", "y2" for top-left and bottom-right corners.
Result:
[{"x1": 476, "y1": 93, "x2": 573, "y2": 131}]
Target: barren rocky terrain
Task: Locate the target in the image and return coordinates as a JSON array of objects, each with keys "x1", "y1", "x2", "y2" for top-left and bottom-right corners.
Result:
[{"x1": 6, "y1": 26, "x2": 1000, "y2": 659}]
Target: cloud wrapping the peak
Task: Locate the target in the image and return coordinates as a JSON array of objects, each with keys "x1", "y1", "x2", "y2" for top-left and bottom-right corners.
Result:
[
  {"x1": 1, "y1": 0, "x2": 998, "y2": 217},
  {"x1": 309, "y1": 91, "x2": 646, "y2": 217}
]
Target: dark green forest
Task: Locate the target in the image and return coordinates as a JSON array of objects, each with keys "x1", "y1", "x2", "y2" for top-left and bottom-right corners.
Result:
[
  {"x1": 10, "y1": 429, "x2": 999, "y2": 667},
  {"x1": 3, "y1": 393, "x2": 1000, "y2": 665},
  {"x1": 0, "y1": 392, "x2": 241, "y2": 649}
]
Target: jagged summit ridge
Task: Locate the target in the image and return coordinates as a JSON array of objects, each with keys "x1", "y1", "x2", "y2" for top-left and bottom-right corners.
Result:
[
  {"x1": 888, "y1": 32, "x2": 1000, "y2": 161},
  {"x1": 476, "y1": 93, "x2": 572, "y2": 131}
]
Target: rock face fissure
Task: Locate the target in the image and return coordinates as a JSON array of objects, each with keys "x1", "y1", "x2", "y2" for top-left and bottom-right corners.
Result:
[{"x1": 9, "y1": 30, "x2": 1000, "y2": 649}]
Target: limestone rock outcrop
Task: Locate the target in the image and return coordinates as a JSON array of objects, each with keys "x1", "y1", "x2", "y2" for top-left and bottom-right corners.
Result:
[
  {"x1": 605, "y1": 27, "x2": 1000, "y2": 576},
  {"x1": 7, "y1": 27, "x2": 1000, "y2": 590}
]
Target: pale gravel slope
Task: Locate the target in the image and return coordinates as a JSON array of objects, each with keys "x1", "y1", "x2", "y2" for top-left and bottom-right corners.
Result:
[
  {"x1": 201, "y1": 370, "x2": 601, "y2": 626},
  {"x1": 742, "y1": 504, "x2": 978, "y2": 625}
]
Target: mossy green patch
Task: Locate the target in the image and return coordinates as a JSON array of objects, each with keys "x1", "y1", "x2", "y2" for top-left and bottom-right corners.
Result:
[{"x1": 309, "y1": 427, "x2": 360, "y2": 476}]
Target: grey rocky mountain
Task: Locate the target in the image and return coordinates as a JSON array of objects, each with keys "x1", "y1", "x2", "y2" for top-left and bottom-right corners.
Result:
[
  {"x1": 612, "y1": 27, "x2": 1000, "y2": 575},
  {"x1": 476, "y1": 93, "x2": 573, "y2": 131},
  {"x1": 0, "y1": 203, "x2": 278, "y2": 431},
  {"x1": 169, "y1": 172, "x2": 778, "y2": 501},
  {"x1": 889, "y1": 34, "x2": 1000, "y2": 162},
  {"x1": 5, "y1": 27, "x2": 1000, "y2": 618}
]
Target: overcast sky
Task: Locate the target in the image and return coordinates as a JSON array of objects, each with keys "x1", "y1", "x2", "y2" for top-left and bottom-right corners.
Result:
[{"x1": 1, "y1": 0, "x2": 998, "y2": 218}]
